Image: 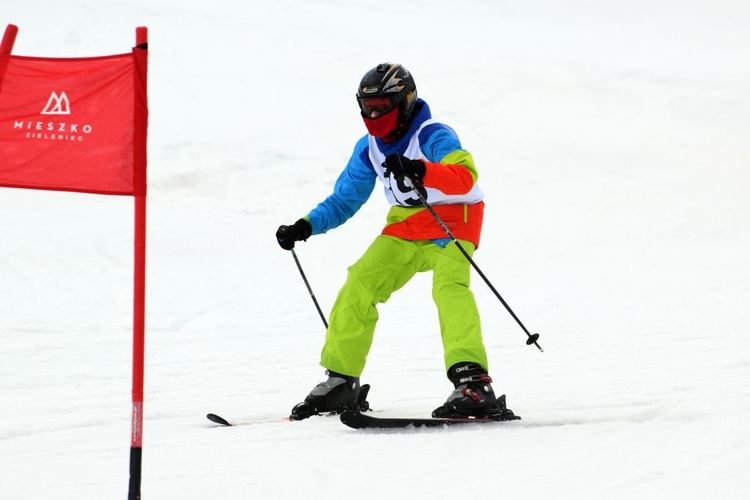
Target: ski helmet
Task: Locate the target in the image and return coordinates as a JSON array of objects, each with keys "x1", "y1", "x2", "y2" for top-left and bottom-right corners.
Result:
[{"x1": 357, "y1": 63, "x2": 417, "y2": 139}]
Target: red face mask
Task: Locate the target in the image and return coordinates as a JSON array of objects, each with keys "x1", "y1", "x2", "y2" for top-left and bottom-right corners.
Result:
[{"x1": 362, "y1": 105, "x2": 399, "y2": 140}]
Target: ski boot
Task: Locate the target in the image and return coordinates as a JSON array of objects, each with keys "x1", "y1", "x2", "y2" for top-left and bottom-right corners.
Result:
[
  {"x1": 290, "y1": 370, "x2": 370, "y2": 420},
  {"x1": 432, "y1": 362, "x2": 520, "y2": 420}
]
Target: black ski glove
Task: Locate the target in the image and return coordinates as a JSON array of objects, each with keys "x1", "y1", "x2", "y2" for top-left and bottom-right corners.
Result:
[
  {"x1": 382, "y1": 153, "x2": 426, "y2": 184},
  {"x1": 276, "y1": 218, "x2": 312, "y2": 250}
]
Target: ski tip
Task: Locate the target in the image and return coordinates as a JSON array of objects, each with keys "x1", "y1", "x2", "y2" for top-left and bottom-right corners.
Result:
[{"x1": 206, "y1": 413, "x2": 232, "y2": 426}]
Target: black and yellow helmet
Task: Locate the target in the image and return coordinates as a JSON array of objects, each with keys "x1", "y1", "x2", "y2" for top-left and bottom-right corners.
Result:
[{"x1": 356, "y1": 63, "x2": 418, "y2": 131}]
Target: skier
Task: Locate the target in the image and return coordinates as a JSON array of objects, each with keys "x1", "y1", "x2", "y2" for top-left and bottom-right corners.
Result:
[{"x1": 276, "y1": 62, "x2": 517, "y2": 420}]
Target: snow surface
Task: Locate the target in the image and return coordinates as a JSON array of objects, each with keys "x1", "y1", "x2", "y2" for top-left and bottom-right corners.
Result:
[{"x1": 2, "y1": 1, "x2": 749, "y2": 498}]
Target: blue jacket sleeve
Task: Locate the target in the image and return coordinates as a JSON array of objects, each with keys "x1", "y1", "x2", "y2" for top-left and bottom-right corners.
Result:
[
  {"x1": 418, "y1": 123, "x2": 462, "y2": 162},
  {"x1": 306, "y1": 137, "x2": 376, "y2": 235}
]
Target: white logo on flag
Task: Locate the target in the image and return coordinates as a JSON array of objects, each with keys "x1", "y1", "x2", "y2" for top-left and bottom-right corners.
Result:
[{"x1": 41, "y1": 91, "x2": 71, "y2": 115}]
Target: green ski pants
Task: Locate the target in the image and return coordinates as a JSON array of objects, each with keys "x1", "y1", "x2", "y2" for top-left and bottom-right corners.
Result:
[{"x1": 320, "y1": 235, "x2": 488, "y2": 378}]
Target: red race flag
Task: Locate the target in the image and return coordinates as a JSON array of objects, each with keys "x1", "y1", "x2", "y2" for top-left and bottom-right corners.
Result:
[
  {"x1": 0, "y1": 39, "x2": 147, "y2": 195},
  {"x1": 1, "y1": 25, "x2": 149, "y2": 499}
]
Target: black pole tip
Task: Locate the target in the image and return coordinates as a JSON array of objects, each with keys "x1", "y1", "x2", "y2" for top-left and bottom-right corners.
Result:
[
  {"x1": 526, "y1": 333, "x2": 540, "y2": 345},
  {"x1": 207, "y1": 413, "x2": 231, "y2": 426}
]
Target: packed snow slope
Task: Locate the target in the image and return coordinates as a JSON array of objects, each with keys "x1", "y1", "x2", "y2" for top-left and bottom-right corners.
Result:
[{"x1": 1, "y1": 1, "x2": 749, "y2": 499}]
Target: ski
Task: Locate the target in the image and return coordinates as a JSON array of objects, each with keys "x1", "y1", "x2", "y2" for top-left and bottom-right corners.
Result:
[
  {"x1": 206, "y1": 413, "x2": 293, "y2": 427},
  {"x1": 339, "y1": 410, "x2": 520, "y2": 429}
]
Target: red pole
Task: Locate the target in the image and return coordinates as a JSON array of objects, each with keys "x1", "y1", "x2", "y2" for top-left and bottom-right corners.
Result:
[
  {"x1": 129, "y1": 197, "x2": 146, "y2": 500},
  {"x1": 0, "y1": 24, "x2": 18, "y2": 54},
  {"x1": 128, "y1": 25, "x2": 148, "y2": 500},
  {"x1": 0, "y1": 24, "x2": 18, "y2": 93}
]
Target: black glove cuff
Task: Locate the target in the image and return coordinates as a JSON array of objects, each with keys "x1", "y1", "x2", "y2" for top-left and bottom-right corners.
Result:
[
  {"x1": 293, "y1": 218, "x2": 312, "y2": 241},
  {"x1": 410, "y1": 159, "x2": 426, "y2": 182}
]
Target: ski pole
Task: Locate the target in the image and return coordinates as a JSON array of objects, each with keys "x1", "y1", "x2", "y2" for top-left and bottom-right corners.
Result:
[
  {"x1": 290, "y1": 248, "x2": 329, "y2": 329},
  {"x1": 403, "y1": 176, "x2": 543, "y2": 352}
]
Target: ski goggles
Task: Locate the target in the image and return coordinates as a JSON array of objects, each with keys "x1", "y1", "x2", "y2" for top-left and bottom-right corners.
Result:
[{"x1": 358, "y1": 95, "x2": 399, "y2": 116}]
